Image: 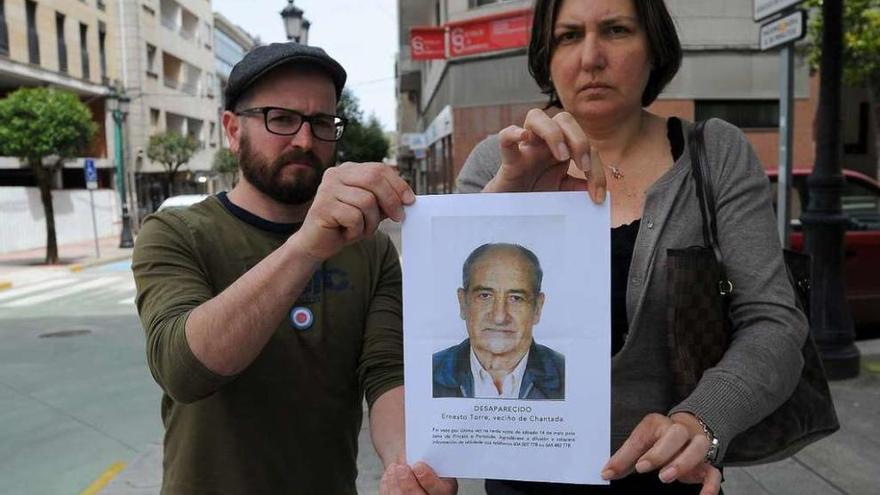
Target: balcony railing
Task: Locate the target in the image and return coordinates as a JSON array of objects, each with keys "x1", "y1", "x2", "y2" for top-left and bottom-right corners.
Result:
[
  {"x1": 180, "y1": 80, "x2": 198, "y2": 96},
  {"x1": 164, "y1": 77, "x2": 179, "y2": 90}
]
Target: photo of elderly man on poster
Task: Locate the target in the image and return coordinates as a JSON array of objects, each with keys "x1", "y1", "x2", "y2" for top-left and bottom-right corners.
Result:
[{"x1": 432, "y1": 242, "x2": 565, "y2": 400}]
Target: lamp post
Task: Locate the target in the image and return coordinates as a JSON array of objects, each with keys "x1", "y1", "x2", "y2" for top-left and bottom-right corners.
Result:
[
  {"x1": 281, "y1": 0, "x2": 310, "y2": 44},
  {"x1": 801, "y1": 0, "x2": 859, "y2": 379},
  {"x1": 107, "y1": 88, "x2": 134, "y2": 248}
]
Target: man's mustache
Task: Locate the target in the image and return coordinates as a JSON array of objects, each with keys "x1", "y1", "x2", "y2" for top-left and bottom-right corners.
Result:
[{"x1": 273, "y1": 149, "x2": 323, "y2": 171}]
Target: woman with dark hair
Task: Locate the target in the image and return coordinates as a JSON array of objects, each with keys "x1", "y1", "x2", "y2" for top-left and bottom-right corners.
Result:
[{"x1": 451, "y1": 0, "x2": 809, "y2": 494}]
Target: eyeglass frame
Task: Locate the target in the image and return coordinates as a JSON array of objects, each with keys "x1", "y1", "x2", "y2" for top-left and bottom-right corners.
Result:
[{"x1": 234, "y1": 106, "x2": 348, "y2": 142}]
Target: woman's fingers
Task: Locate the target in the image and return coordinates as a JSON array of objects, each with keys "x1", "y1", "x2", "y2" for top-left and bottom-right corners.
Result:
[
  {"x1": 658, "y1": 433, "x2": 710, "y2": 483},
  {"x1": 603, "y1": 413, "x2": 668, "y2": 479},
  {"x1": 699, "y1": 465, "x2": 723, "y2": 495},
  {"x1": 586, "y1": 147, "x2": 608, "y2": 204},
  {"x1": 524, "y1": 108, "x2": 570, "y2": 162}
]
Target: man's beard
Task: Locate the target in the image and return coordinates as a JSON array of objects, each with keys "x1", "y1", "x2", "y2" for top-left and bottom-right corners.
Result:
[{"x1": 237, "y1": 133, "x2": 331, "y2": 205}]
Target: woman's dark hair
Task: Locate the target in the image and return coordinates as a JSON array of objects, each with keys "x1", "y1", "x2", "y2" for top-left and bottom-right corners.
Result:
[{"x1": 528, "y1": 0, "x2": 683, "y2": 108}]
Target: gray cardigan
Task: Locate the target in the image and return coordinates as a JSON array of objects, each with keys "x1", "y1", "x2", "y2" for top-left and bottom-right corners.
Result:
[{"x1": 454, "y1": 118, "x2": 808, "y2": 462}]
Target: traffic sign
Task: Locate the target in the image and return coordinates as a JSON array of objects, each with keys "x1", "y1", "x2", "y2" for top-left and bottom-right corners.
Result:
[
  {"x1": 83, "y1": 159, "x2": 98, "y2": 190},
  {"x1": 754, "y1": 0, "x2": 803, "y2": 22},
  {"x1": 760, "y1": 10, "x2": 806, "y2": 51}
]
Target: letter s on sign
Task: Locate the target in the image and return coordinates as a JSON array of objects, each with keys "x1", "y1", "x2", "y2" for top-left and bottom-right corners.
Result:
[{"x1": 412, "y1": 36, "x2": 424, "y2": 54}]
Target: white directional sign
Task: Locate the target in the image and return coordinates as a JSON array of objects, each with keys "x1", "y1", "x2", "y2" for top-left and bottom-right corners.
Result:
[
  {"x1": 754, "y1": 0, "x2": 803, "y2": 21},
  {"x1": 760, "y1": 10, "x2": 806, "y2": 51}
]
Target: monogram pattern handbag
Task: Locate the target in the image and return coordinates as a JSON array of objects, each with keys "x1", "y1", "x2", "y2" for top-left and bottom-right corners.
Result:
[{"x1": 666, "y1": 120, "x2": 840, "y2": 466}]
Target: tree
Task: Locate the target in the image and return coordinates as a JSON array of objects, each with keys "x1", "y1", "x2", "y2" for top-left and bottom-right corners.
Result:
[
  {"x1": 805, "y1": 0, "x2": 880, "y2": 91},
  {"x1": 336, "y1": 89, "x2": 390, "y2": 163},
  {"x1": 212, "y1": 148, "x2": 239, "y2": 187},
  {"x1": 147, "y1": 132, "x2": 199, "y2": 196},
  {"x1": 0, "y1": 88, "x2": 97, "y2": 264}
]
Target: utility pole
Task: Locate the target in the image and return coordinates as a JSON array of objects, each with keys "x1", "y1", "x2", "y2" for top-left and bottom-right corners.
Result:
[{"x1": 801, "y1": 0, "x2": 860, "y2": 379}]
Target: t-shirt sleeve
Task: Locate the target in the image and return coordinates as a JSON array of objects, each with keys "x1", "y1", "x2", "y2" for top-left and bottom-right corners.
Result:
[
  {"x1": 455, "y1": 134, "x2": 502, "y2": 193},
  {"x1": 358, "y1": 233, "x2": 404, "y2": 407},
  {"x1": 132, "y1": 212, "x2": 234, "y2": 404}
]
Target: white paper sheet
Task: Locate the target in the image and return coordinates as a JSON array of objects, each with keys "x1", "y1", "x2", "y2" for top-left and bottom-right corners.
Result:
[{"x1": 402, "y1": 192, "x2": 611, "y2": 485}]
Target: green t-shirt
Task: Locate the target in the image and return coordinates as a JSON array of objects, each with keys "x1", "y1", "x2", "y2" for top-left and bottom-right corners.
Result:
[{"x1": 132, "y1": 194, "x2": 403, "y2": 494}]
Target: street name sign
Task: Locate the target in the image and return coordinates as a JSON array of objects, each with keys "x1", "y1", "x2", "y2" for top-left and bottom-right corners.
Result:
[
  {"x1": 760, "y1": 9, "x2": 806, "y2": 51},
  {"x1": 754, "y1": 0, "x2": 803, "y2": 22},
  {"x1": 84, "y1": 159, "x2": 98, "y2": 190}
]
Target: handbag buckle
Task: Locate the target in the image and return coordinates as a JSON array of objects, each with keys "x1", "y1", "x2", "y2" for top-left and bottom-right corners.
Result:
[{"x1": 718, "y1": 280, "x2": 734, "y2": 296}]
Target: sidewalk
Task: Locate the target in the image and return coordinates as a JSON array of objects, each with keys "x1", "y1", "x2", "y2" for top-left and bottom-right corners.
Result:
[
  {"x1": 100, "y1": 339, "x2": 880, "y2": 495},
  {"x1": 0, "y1": 236, "x2": 134, "y2": 289}
]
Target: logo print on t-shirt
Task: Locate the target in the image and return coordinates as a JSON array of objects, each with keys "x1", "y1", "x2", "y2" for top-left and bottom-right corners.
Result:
[{"x1": 290, "y1": 307, "x2": 314, "y2": 331}]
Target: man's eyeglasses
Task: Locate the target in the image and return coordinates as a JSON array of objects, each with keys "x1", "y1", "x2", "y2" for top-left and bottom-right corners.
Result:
[{"x1": 235, "y1": 107, "x2": 347, "y2": 142}]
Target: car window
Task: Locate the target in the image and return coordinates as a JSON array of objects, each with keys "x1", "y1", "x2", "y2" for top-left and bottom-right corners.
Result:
[{"x1": 843, "y1": 180, "x2": 880, "y2": 229}]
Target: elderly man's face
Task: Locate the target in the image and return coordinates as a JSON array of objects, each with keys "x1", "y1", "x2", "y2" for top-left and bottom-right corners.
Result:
[{"x1": 458, "y1": 249, "x2": 545, "y2": 360}]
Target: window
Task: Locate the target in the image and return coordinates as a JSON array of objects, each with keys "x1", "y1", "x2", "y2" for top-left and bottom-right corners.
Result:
[
  {"x1": 209, "y1": 122, "x2": 216, "y2": 147},
  {"x1": 150, "y1": 108, "x2": 161, "y2": 133},
  {"x1": 146, "y1": 43, "x2": 158, "y2": 76},
  {"x1": 56, "y1": 13, "x2": 67, "y2": 72},
  {"x1": 98, "y1": 22, "x2": 107, "y2": 83},
  {"x1": 843, "y1": 180, "x2": 880, "y2": 226},
  {"x1": 97, "y1": 0, "x2": 106, "y2": 11},
  {"x1": 695, "y1": 100, "x2": 779, "y2": 129},
  {"x1": 469, "y1": 0, "x2": 511, "y2": 7},
  {"x1": 79, "y1": 23, "x2": 90, "y2": 80},
  {"x1": 0, "y1": 0, "x2": 9, "y2": 56},
  {"x1": 26, "y1": 0, "x2": 39, "y2": 65}
]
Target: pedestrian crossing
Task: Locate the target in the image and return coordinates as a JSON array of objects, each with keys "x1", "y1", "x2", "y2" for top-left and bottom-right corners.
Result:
[{"x1": 0, "y1": 273, "x2": 137, "y2": 311}]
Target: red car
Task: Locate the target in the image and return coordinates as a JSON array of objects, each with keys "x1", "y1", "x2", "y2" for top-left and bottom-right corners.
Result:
[{"x1": 767, "y1": 168, "x2": 880, "y2": 332}]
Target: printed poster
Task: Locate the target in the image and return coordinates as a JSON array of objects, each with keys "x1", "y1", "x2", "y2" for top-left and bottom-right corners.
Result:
[{"x1": 403, "y1": 192, "x2": 611, "y2": 484}]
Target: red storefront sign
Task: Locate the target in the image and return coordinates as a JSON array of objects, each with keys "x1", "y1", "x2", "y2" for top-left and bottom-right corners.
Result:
[
  {"x1": 410, "y1": 27, "x2": 446, "y2": 60},
  {"x1": 447, "y1": 9, "x2": 533, "y2": 58}
]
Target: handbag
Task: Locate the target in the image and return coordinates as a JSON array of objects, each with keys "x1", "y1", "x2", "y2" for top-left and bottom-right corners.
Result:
[{"x1": 665, "y1": 120, "x2": 840, "y2": 466}]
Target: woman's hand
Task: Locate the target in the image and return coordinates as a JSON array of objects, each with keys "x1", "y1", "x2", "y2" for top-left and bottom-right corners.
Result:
[
  {"x1": 602, "y1": 412, "x2": 722, "y2": 495},
  {"x1": 483, "y1": 108, "x2": 607, "y2": 204},
  {"x1": 379, "y1": 462, "x2": 458, "y2": 495}
]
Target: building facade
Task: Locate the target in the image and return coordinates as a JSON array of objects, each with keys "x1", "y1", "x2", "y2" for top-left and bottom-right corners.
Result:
[
  {"x1": 213, "y1": 11, "x2": 257, "y2": 145},
  {"x1": 0, "y1": 0, "x2": 119, "y2": 188},
  {"x1": 397, "y1": 0, "x2": 878, "y2": 194},
  {"x1": 118, "y1": 0, "x2": 220, "y2": 218}
]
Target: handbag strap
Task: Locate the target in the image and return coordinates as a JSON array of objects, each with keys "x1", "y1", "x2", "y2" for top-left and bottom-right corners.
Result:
[{"x1": 688, "y1": 121, "x2": 733, "y2": 295}]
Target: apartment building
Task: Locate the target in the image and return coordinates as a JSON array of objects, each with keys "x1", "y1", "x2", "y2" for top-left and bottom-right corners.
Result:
[
  {"x1": 213, "y1": 11, "x2": 257, "y2": 147},
  {"x1": 397, "y1": 0, "x2": 877, "y2": 193},
  {"x1": 0, "y1": 0, "x2": 118, "y2": 188},
  {"x1": 118, "y1": 0, "x2": 219, "y2": 216}
]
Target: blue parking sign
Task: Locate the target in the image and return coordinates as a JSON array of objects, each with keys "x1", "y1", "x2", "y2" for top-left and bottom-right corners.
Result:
[{"x1": 84, "y1": 159, "x2": 98, "y2": 190}]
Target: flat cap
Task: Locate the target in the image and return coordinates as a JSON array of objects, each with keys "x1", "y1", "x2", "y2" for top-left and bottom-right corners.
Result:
[{"x1": 224, "y1": 43, "x2": 347, "y2": 111}]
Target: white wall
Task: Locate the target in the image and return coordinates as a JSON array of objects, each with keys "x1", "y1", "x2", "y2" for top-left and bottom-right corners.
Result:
[{"x1": 0, "y1": 187, "x2": 121, "y2": 254}]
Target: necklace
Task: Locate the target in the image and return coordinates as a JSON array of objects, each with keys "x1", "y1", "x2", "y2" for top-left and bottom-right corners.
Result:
[{"x1": 583, "y1": 163, "x2": 625, "y2": 181}]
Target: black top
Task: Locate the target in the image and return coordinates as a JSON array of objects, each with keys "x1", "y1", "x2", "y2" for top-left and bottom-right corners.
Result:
[{"x1": 610, "y1": 117, "x2": 683, "y2": 356}]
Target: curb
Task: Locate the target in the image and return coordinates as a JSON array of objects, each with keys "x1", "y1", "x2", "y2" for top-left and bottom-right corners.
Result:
[
  {"x1": 0, "y1": 281, "x2": 11, "y2": 292},
  {"x1": 68, "y1": 252, "x2": 132, "y2": 273}
]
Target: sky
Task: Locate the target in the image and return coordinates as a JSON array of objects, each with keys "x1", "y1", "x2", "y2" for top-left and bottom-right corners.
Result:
[{"x1": 212, "y1": 0, "x2": 399, "y2": 131}]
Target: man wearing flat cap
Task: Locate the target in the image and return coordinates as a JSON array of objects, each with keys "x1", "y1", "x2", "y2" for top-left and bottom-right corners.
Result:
[{"x1": 133, "y1": 43, "x2": 454, "y2": 495}]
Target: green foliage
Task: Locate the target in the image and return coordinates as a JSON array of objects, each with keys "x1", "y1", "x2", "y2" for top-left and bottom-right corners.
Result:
[
  {"x1": 336, "y1": 89, "x2": 390, "y2": 163},
  {"x1": 0, "y1": 87, "x2": 97, "y2": 164},
  {"x1": 147, "y1": 132, "x2": 199, "y2": 174},
  {"x1": 805, "y1": 0, "x2": 880, "y2": 89},
  {"x1": 212, "y1": 147, "x2": 238, "y2": 175}
]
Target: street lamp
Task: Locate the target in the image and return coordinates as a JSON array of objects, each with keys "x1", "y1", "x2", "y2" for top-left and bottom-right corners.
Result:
[
  {"x1": 107, "y1": 87, "x2": 134, "y2": 249},
  {"x1": 281, "y1": 0, "x2": 310, "y2": 44}
]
